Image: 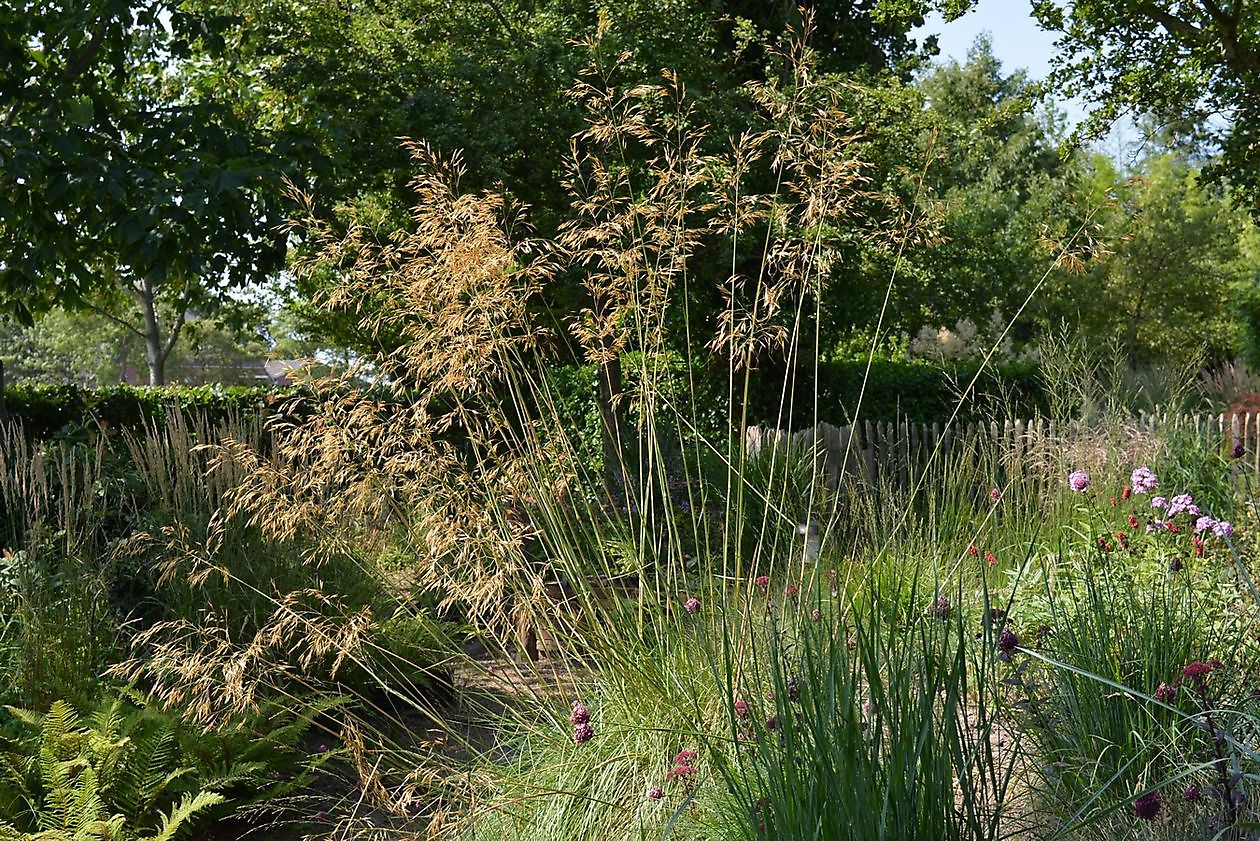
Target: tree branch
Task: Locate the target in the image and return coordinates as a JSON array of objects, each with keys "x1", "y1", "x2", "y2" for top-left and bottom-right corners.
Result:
[
  {"x1": 64, "y1": 19, "x2": 109, "y2": 83},
  {"x1": 83, "y1": 299, "x2": 146, "y2": 339},
  {"x1": 1134, "y1": 3, "x2": 1204, "y2": 43},
  {"x1": 162, "y1": 308, "x2": 188, "y2": 359}
]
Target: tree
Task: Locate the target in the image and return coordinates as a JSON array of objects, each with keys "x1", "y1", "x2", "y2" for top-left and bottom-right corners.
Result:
[
  {"x1": 0, "y1": 0, "x2": 293, "y2": 384},
  {"x1": 192, "y1": 0, "x2": 943, "y2": 357},
  {"x1": 883, "y1": 1, "x2": 1260, "y2": 216},
  {"x1": 1043, "y1": 150, "x2": 1255, "y2": 363},
  {"x1": 902, "y1": 37, "x2": 1076, "y2": 338}
]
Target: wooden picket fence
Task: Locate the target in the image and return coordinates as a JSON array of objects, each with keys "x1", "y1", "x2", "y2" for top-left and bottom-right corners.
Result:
[{"x1": 744, "y1": 412, "x2": 1260, "y2": 489}]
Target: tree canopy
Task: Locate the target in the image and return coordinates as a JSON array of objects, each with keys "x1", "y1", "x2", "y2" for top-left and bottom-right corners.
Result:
[{"x1": 0, "y1": 0, "x2": 295, "y2": 382}]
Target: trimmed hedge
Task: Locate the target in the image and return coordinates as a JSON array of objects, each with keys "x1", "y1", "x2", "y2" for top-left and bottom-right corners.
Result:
[
  {"x1": 536, "y1": 357, "x2": 1048, "y2": 484},
  {"x1": 741, "y1": 358, "x2": 1048, "y2": 427},
  {"x1": 2, "y1": 358, "x2": 1047, "y2": 443},
  {"x1": 1, "y1": 383, "x2": 282, "y2": 440}
]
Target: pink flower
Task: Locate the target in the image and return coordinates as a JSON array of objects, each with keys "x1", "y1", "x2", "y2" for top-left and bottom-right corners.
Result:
[
  {"x1": 648, "y1": 785, "x2": 663, "y2": 800},
  {"x1": 1129, "y1": 467, "x2": 1158, "y2": 494},
  {"x1": 785, "y1": 583, "x2": 800, "y2": 599},
  {"x1": 666, "y1": 750, "x2": 697, "y2": 779},
  {"x1": 1154, "y1": 682, "x2": 1176, "y2": 703},
  {"x1": 734, "y1": 698, "x2": 749, "y2": 719},
  {"x1": 1068, "y1": 470, "x2": 1090, "y2": 492},
  {"x1": 989, "y1": 488, "x2": 1001, "y2": 502},
  {"x1": 683, "y1": 597, "x2": 701, "y2": 615},
  {"x1": 754, "y1": 575, "x2": 770, "y2": 590},
  {"x1": 570, "y1": 701, "x2": 590, "y2": 725},
  {"x1": 810, "y1": 608, "x2": 821, "y2": 622},
  {"x1": 573, "y1": 722, "x2": 594, "y2": 744}
]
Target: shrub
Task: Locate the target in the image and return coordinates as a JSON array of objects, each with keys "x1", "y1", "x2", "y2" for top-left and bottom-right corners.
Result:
[{"x1": 0, "y1": 384, "x2": 283, "y2": 442}]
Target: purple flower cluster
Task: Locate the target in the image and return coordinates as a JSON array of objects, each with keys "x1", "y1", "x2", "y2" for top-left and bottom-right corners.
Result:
[
  {"x1": 665, "y1": 749, "x2": 697, "y2": 780},
  {"x1": 1068, "y1": 470, "x2": 1091, "y2": 492},
  {"x1": 571, "y1": 701, "x2": 594, "y2": 744},
  {"x1": 1194, "y1": 516, "x2": 1233, "y2": 538},
  {"x1": 1163, "y1": 493, "x2": 1200, "y2": 518},
  {"x1": 997, "y1": 627, "x2": 1021, "y2": 653},
  {"x1": 1129, "y1": 466, "x2": 1159, "y2": 494}
]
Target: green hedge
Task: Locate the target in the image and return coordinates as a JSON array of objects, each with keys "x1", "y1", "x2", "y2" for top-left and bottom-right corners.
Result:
[
  {"x1": 3, "y1": 359, "x2": 1047, "y2": 443},
  {"x1": 742, "y1": 358, "x2": 1048, "y2": 426},
  {"x1": 544, "y1": 357, "x2": 1047, "y2": 440},
  {"x1": 0, "y1": 383, "x2": 282, "y2": 440}
]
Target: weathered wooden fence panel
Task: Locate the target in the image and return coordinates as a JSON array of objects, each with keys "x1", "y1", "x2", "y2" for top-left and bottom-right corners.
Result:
[{"x1": 744, "y1": 412, "x2": 1257, "y2": 490}]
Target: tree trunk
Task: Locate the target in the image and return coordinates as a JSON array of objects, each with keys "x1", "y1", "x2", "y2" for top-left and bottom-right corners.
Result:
[{"x1": 137, "y1": 280, "x2": 166, "y2": 386}]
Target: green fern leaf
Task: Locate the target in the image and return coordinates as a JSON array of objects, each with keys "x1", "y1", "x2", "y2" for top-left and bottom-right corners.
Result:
[{"x1": 141, "y1": 791, "x2": 225, "y2": 841}]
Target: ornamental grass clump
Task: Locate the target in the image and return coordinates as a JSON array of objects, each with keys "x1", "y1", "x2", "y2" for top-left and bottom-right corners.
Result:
[{"x1": 703, "y1": 574, "x2": 1017, "y2": 841}]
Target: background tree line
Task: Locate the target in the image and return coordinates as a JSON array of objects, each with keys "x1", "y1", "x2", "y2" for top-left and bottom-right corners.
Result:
[{"x1": 2, "y1": 0, "x2": 1258, "y2": 386}]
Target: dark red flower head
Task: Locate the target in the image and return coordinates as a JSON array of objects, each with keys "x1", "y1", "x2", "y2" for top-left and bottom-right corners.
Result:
[
  {"x1": 998, "y1": 627, "x2": 1021, "y2": 653},
  {"x1": 1181, "y1": 661, "x2": 1214, "y2": 683},
  {"x1": 1133, "y1": 791, "x2": 1160, "y2": 821}
]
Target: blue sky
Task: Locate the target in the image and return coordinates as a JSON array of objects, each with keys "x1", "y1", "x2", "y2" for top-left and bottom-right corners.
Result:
[
  {"x1": 912, "y1": 0, "x2": 1140, "y2": 154},
  {"x1": 915, "y1": 0, "x2": 1059, "y2": 83}
]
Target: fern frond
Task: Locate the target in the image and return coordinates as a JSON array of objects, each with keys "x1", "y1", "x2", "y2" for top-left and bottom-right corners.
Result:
[
  {"x1": 142, "y1": 791, "x2": 225, "y2": 841},
  {"x1": 2, "y1": 707, "x2": 44, "y2": 730}
]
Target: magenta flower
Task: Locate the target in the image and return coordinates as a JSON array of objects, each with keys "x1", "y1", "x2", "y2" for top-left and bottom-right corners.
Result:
[
  {"x1": 734, "y1": 698, "x2": 749, "y2": 720},
  {"x1": 573, "y1": 722, "x2": 594, "y2": 744},
  {"x1": 930, "y1": 595, "x2": 951, "y2": 619},
  {"x1": 754, "y1": 575, "x2": 770, "y2": 590},
  {"x1": 648, "y1": 785, "x2": 663, "y2": 801},
  {"x1": 1213, "y1": 520, "x2": 1233, "y2": 538},
  {"x1": 1068, "y1": 470, "x2": 1090, "y2": 492},
  {"x1": 1129, "y1": 466, "x2": 1158, "y2": 494},
  {"x1": 1154, "y1": 682, "x2": 1176, "y2": 703},
  {"x1": 810, "y1": 608, "x2": 821, "y2": 622},
  {"x1": 1195, "y1": 516, "x2": 1216, "y2": 534},
  {"x1": 989, "y1": 487, "x2": 1001, "y2": 502},
  {"x1": 683, "y1": 597, "x2": 701, "y2": 615},
  {"x1": 1151, "y1": 496, "x2": 1168, "y2": 510},
  {"x1": 570, "y1": 700, "x2": 590, "y2": 725}
]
